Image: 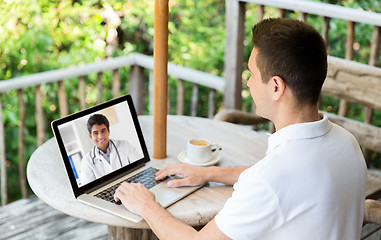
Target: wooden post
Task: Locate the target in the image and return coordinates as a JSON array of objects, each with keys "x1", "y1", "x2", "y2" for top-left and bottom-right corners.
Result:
[
  {"x1": 224, "y1": 0, "x2": 246, "y2": 110},
  {"x1": 153, "y1": 0, "x2": 168, "y2": 159},
  {"x1": 112, "y1": 69, "x2": 121, "y2": 98},
  {"x1": 97, "y1": 72, "x2": 103, "y2": 104},
  {"x1": 0, "y1": 94, "x2": 7, "y2": 205},
  {"x1": 17, "y1": 90, "x2": 27, "y2": 199},
  {"x1": 338, "y1": 21, "x2": 355, "y2": 117},
  {"x1": 35, "y1": 85, "x2": 45, "y2": 146},
  {"x1": 58, "y1": 80, "x2": 68, "y2": 117},
  {"x1": 191, "y1": 84, "x2": 199, "y2": 116},
  {"x1": 176, "y1": 79, "x2": 184, "y2": 115},
  {"x1": 208, "y1": 89, "x2": 216, "y2": 119},
  {"x1": 129, "y1": 65, "x2": 145, "y2": 115},
  {"x1": 322, "y1": 17, "x2": 331, "y2": 48},
  {"x1": 79, "y1": 76, "x2": 86, "y2": 110}
]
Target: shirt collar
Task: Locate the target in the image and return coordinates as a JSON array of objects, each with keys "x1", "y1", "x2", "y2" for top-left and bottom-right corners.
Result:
[
  {"x1": 266, "y1": 113, "x2": 332, "y2": 154},
  {"x1": 96, "y1": 140, "x2": 112, "y2": 157}
]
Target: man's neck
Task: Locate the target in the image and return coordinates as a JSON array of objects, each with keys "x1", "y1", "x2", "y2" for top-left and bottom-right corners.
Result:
[
  {"x1": 98, "y1": 141, "x2": 110, "y2": 154},
  {"x1": 272, "y1": 104, "x2": 321, "y2": 131}
]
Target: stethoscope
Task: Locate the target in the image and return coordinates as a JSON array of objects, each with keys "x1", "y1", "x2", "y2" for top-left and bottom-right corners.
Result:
[{"x1": 91, "y1": 139, "x2": 129, "y2": 167}]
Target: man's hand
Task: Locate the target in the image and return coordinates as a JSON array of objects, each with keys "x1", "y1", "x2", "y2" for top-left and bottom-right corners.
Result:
[
  {"x1": 114, "y1": 182, "x2": 157, "y2": 216},
  {"x1": 155, "y1": 163, "x2": 209, "y2": 187}
]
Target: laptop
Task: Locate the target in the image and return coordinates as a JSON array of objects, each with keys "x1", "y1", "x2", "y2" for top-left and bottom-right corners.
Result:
[{"x1": 51, "y1": 94, "x2": 202, "y2": 222}]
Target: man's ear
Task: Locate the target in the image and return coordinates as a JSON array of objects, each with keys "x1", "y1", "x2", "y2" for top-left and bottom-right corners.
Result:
[
  {"x1": 89, "y1": 134, "x2": 92, "y2": 139},
  {"x1": 270, "y1": 76, "x2": 286, "y2": 101}
]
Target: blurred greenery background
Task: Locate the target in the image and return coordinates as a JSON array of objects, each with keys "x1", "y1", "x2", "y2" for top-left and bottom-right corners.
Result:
[{"x1": 0, "y1": 0, "x2": 380, "y2": 203}]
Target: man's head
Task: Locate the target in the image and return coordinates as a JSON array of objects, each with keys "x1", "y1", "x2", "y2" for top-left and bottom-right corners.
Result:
[
  {"x1": 87, "y1": 114, "x2": 110, "y2": 152},
  {"x1": 250, "y1": 18, "x2": 327, "y2": 107}
]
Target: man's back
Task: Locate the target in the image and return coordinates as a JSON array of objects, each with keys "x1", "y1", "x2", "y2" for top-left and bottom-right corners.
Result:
[{"x1": 215, "y1": 115, "x2": 367, "y2": 239}]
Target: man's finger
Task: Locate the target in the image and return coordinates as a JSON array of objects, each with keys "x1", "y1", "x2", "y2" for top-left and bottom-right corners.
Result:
[
  {"x1": 167, "y1": 178, "x2": 190, "y2": 188},
  {"x1": 156, "y1": 164, "x2": 184, "y2": 180}
]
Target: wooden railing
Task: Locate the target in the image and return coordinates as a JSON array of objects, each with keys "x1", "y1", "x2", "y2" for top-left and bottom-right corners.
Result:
[
  {"x1": 224, "y1": 0, "x2": 381, "y2": 157},
  {"x1": 225, "y1": 0, "x2": 381, "y2": 114},
  {"x1": 0, "y1": 53, "x2": 225, "y2": 205}
]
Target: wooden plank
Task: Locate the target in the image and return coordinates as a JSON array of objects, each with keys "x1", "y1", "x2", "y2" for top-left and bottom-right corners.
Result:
[
  {"x1": 0, "y1": 94, "x2": 7, "y2": 205},
  {"x1": 224, "y1": 0, "x2": 245, "y2": 110},
  {"x1": 176, "y1": 79, "x2": 184, "y2": 115},
  {"x1": 129, "y1": 65, "x2": 145, "y2": 115},
  {"x1": 0, "y1": 53, "x2": 224, "y2": 95},
  {"x1": 278, "y1": 8, "x2": 285, "y2": 18},
  {"x1": 191, "y1": 84, "x2": 199, "y2": 117},
  {"x1": 153, "y1": 0, "x2": 169, "y2": 159},
  {"x1": 241, "y1": 0, "x2": 381, "y2": 27},
  {"x1": 108, "y1": 226, "x2": 157, "y2": 240},
  {"x1": 323, "y1": 56, "x2": 381, "y2": 111},
  {"x1": 35, "y1": 85, "x2": 45, "y2": 146},
  {"x1": 149, "y1": 70, "x2": 154, "y2": 115},
  {"x1": 369, "y1": 26, "x2": 381, "y2": 67},
  {"x1": 17, "y1": 90, "x2": 27, "y2": 199},
  {"x1": 338, "y1": 21, "x2": 355, "y2": 117},
  {"x1": 257, "y1": 4, "x2": 264, "y2": 22},
  {"x1": 112, "y1": 69, "x2": 120, "y2": 98},
  {"x1": 79, "y1": 76, "x2": 86, "y2": 110},
  {"x1": 298, "y1": 11, "x2": 307, "y2": 22},
  {"x1": 97, "y1": 72, "x2": 103, "y2": 104},
  {"x1": 362, "y1": 224, "x2": 381, "y2": 239},
  {"x1": 322, "y1": 17, "x2": 330, "y2": 46},
  {"x1": 0, "y1": 196, "x2": 108, "y2": 240},
  {"x1": 208, "y1": 89, "x2": 216, "y2": 119},
  {"x1": 58, "y1": 80, "x2": 68, "y2": 117}
]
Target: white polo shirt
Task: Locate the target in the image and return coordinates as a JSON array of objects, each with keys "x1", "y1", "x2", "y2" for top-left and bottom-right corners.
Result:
[{"x1": 215, "y1": 114, "x2": 367, "y2": 240}]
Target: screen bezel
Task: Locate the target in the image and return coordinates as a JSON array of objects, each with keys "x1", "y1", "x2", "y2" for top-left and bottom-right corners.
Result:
[{"x1": 51, "y1": 94, "x2": 150, "y2": 198}]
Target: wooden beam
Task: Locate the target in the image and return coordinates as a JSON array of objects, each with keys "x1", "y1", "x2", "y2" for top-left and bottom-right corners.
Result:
[
  {"x1": 112, "y1": 69, "x2": 120, "y2": 98},
  {"x1": 129, "y1": 65, "x2": 145, "y2": 115},
  {"x1": 97, "y1": 72, "x2": 103, "y2": 104},
  {"x1": 17, "y1": 90, "x2": 27, "y2": 199},
  {"x1": 0, "y1": 94, "x2": 7, "y2": 205},
  {"x1": 35, "y1": 85, "x2": 45, "y2": 146},
  {"x1": 153, "y1": 0, "x2": 168, "y2": 159},
  {"x1": 224, "y1": 0, "x2": 246, "y2": 110},
  {"x1": 79, "y1": 76, "x2": 86, "y2": 110},
  {"x1": 58, "y1": 80, "x2": 68, "y2": 117}
]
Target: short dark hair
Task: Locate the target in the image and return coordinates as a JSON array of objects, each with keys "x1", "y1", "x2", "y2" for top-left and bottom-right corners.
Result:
[
  {"x1": 87, "y1": 114, "x2": 109, "y2": 134},
  {"x1": 252, "y1": 18, "x2": 327, "y2": 105}
]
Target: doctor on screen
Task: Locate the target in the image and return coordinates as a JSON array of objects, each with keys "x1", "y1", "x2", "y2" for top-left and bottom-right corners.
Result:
[{"x1": 79, "y1": 114, "x2": 141, "y2": 186}]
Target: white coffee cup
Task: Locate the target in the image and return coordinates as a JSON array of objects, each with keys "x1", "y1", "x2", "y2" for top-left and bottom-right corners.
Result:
[{"x1": 186, "y1": 138, "x2": 220, "y2": 164}]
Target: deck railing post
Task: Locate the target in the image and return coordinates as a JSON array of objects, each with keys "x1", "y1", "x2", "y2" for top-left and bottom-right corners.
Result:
[
  {"x1": 0, "y1": 94, "x2": 7, "y2": 205},
  {"x1": 17, "y1": 90, "x2": 27, "y2": 199},
  {"x1": 58, "y1": 80, "x2": 68, "y2": 117},
  {"x1": 129, "y1": 65, "x2": 145, "y2": 115},
  {"x1": 224, "y1": 0, "x2": 246, "y2": 110},
  {"x1": 35, "y1": 85, "x2": 45, "y2": 146}
]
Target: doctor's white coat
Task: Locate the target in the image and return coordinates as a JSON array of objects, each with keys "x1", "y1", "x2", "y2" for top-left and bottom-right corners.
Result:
[{"x1": 79, "y1": 139, "x2": 141, "y2": 186}]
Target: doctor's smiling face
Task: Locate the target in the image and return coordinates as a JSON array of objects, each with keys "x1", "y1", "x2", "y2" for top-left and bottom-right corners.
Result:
[{"x1": 89, "y1": 124, "x2": 110, "y2": 153}]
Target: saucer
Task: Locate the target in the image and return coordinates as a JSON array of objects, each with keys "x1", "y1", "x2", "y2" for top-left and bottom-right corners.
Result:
[{"x1": 177, "y1": 151, "x2": 221, "y2": 166}]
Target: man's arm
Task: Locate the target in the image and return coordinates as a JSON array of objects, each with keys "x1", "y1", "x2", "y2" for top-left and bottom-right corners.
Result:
[
  {"x1": 114, "y1": 182, "x2": 231, "y2": 240},
  {"x1": 155, "y1": 163, "x2": 249, "y2": 187}
]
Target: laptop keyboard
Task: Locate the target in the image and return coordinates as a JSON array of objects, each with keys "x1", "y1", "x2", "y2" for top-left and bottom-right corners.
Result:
[{"x1": 94, "y1": 167, "x2": 160, "y2": 205}]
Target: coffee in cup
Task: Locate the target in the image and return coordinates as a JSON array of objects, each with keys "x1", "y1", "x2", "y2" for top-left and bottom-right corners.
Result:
[{"x1": 187, "y1": 138, "x2": 220, "y2": 164}]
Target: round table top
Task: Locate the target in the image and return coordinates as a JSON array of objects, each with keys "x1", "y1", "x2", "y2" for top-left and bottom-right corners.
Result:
[{"x1": 27, "y1": 115, "x2": 268, "y2": 229}]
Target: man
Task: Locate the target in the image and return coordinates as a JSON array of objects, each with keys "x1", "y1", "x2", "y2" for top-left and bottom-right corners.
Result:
[
  {"x1": 80, "y1": 114, "x2": 141, "y2": 186},
  {"x1": 114, "y1": 18, "x2": 367, "y2": 239}
]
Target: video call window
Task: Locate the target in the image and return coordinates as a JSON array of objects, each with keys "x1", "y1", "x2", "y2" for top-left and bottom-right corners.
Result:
[{"x1": 57, "y1": 101, "x2": 144, "y2": 187}]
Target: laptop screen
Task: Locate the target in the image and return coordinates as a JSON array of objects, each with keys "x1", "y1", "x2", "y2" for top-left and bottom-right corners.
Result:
[{"x1": 52, "y1": 95, "x2": 149, "y2": 196}]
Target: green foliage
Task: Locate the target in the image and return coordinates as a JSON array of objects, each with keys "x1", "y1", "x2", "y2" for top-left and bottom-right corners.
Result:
[{"x1": 1, "y1": 0, "x2": 381, "y2": 204}]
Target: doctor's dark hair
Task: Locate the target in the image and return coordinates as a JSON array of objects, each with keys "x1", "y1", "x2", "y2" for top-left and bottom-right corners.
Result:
[
  {"x1": 251, "y1": 18, "x2": 327, "y2": 106},
  {"x1": 87, "y1": 114, "x2": 110, "y2": 134}
]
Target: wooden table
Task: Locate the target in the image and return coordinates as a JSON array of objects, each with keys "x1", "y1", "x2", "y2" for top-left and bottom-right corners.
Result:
[{"x1": 27, "y1": 115, "x2": 268, "y2": 239}]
